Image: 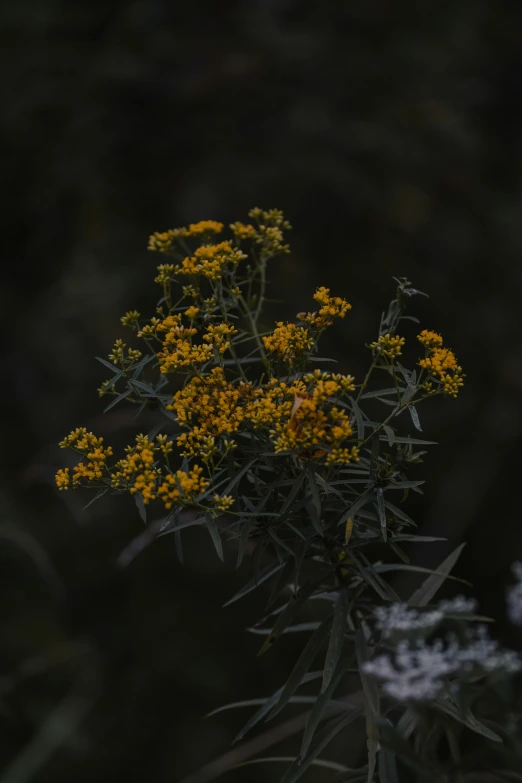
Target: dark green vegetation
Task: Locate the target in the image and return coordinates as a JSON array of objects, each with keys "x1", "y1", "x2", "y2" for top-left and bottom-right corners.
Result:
[{"x1": 2, "y1": 2, "x2": 522, "y2": 781}]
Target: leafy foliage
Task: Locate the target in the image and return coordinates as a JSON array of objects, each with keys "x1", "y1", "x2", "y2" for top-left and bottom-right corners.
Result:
[{"x1": 55, "y1": 210, "x2": 521, "y2": 781}]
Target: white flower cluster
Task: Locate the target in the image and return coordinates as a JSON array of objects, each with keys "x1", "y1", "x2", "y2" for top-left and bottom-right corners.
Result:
[
  {"x1": 373, "y1": 596, "x2": 478, "y2": 639},
  {"x1": 507, "y1": 562, "x2": 522, "y2": 627},
  {"x1": 363, "y1": 625, "x2": 521, "y2": 703}
]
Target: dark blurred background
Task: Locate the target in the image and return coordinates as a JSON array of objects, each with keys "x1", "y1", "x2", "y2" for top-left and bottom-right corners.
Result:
[{"x1": 2, "y1": 1, "x2": 522, "y2": 781}]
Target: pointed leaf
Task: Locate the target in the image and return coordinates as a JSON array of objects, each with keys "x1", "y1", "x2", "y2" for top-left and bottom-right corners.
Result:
[
  {"x1": 223, "y1": 560, "x2": 285, "y2": 607},
  {"x1": 375, "y1": 488, "x2": 387, "y2": 542},
  {"x1": 134, "y1": 493, "x2": 147, "y2": 524},
  {"x1": 303, "y1": 656, "x2": 350, "y2": 758},
  {"x1": 233, "y1": 671, "x2": 323, "y2": 743},
  {"x1": 268, "y1": 617, "x2": 332, "y2": 720},
  {"x1": 236, "y1": 517, "x2": 254, "y2": 568},
  {"x1": 408, "y1": 405, "x2": 422, "y2": 432},
  {"x1": 258, "y1": 579, "x2": 321, "y2": 655},
  {"x1": 205, "y1": 515, "x2": 224, "y2": 562},
  {"x1": 281, "y1": 710, "x2": 363, "y2": 783},
  {"x1": 408, "y1": 543, "x2": 466, "y2": 607},
  {"x1": 322, "y1": 590, "x2": 349, "y2": 692}
]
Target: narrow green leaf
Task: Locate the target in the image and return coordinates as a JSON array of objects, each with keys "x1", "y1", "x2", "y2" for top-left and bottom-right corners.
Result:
[
  {"x1": 355, "y1": 629, "x2": 380, "y2": 783},
  {"x1": 223, "y1": 560, "x2": 285, "y2": 607},
  {"x1": 408, "y1": 543, "x2": 466, "y2": 607},
  {"x1": 375, "y1": 488, "x2": 387, "y2": 542},
  {"x1": 307, "y1": 465, "x2": 323, "y2": 536},
  {"x1": 266, "y1": 557, "x2": 294, "y2": 609},
  {"x1": 134, "y1": 493, "x2": 147, "y2": 524},
  {"x1": 83, "y1": 487, "x2": 108, "y2": 510},
  {"x1": 258, "y1": 579, "x2": 320, "y2": 655},
  {"x1": 174, "y1": 528, "x2": 184, "y2": 564},
  {"x1": 279, "y1": 471, "x2": 306, "y2": 518},
  {"x1": 233, "y1": 757, "x2": 350, "y2": 773},
  {"x1": 303, "y1": 656, "x2": 350, "y2": 758},
  {"x1": 383, "y1": 425, "x2": 396, "y2": 446},
  {"x1": 381, "y1": 436, "x2": 437, "y2": 445},
  {"x1": 103, "y1": 388, "x2": 134, "y2": 413},
  {"x1": 408, "y1": 405, "x2": 422, "y2": 432},
  {"x1": 269, "y1": 529, "x2": 295, "y2": 560},
  {"x1": 349, "y1": 396, "x2": 366, "y2": 441},
  {"x1": 95, "y1": 356, "x2": 123, "y2": 374},
  {"x1": 383, "y1": 499, "x2": 416, "y2": 526},
  {"x1": 233, "y1": 671, "x2": 323, "y2": 743},
  {"x1": 322, "y1": 590, "x2": 349, "y2": 692},
  {"x1": 208, "y1": 694, "x2": 325, "y2": 718},
  {"x1": 236, "y1": 518, "x2": 254, "y2": 568},
  {"x1": 374, "y1": 563, "x2": 469, "y2": 587},
  {"x1": 281, "y1": 709, "x2": 363, "y2": 783},
  {"x1": 379, "y1": 747, "x2": 400, "y2": 783},
  {"x1": 360, "y1": 388, "x2": 402, "y2": 400},
  {"x1": 205, "y1": 515, "x2": 224, "y2": 562},
  {"x1": 434, "y1": 699, "x2": 502, "y2": 743},
  {"x1": 384, "y1": 480, "x2": 425, "y2": 491},
  {"x1": 268, "y1": 617, "x2": 332, "y2": 720},
  {"x1": 338, "y1": 490, "x2": 373, "y2": 528},
  {"x1": 221, "y1": 457, "x2": 256, "y2": 497}
]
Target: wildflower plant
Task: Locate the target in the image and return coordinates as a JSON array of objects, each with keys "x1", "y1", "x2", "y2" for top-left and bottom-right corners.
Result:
[{"x1": 56, "y1": 209, "x2": 521, "y2": 781}]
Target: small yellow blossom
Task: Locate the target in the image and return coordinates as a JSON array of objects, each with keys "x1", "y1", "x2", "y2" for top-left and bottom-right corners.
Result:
[
  {"x1": 148, "y1": 229, "x2": 187, "y2": 253},
  {"x1": 263, "y1": 322, "x2": 314, "y2": 363},
  {"x1": 187, "y1": 220, "x2": 224, "y2": 236},
  {"x1": 57, "y1": 429, "x2": 113, "y2": 487},
  {"x1": 121, "y1": 311, "x2": 141, "y2": 328},
  {"x1": 298, "y1": 287, "x2": 351, "y2": 329},
  {"x1": 325, "y1": 447, "x2": 360, "y2": 465},
  {"x1": 98, "y1": 380, "x2": 116, "y2": 398},
  {"x1": 108, "y1": 339, "x2": 142, "y2": 366},
  {"x1": 55, "y1": 468, "x2": 70, "y2": 489},
  {"x1": 203, "y1": 323, "x2": 238, "y2": 353},
  {"x1": 369, "y1": 333, "x2": 405, "y2": 359},
  {"x1": 184, "y1": 306, "x2": 199, "y2": 320},
  {"x1": 157, "y1": 465, "x2": 209, "y2": 510},
  {"x1": 230, "y1": 221, "x2": 256, "y2": 240},
  {"x1": 175, "y1": 242, "x2": 246, "y2": 280},
  {"x1": 417, "y1": 332, "x2": 464, "y2": 398},
  {"x1": 213, "y1": 495, "x2": 235, "y2": 512},
  {"x1": 155, "y1": 264, "x2": 176, "y2": 286},
  {"x1": 417, "y1": 329, "x2": 443, "y2": 349}
]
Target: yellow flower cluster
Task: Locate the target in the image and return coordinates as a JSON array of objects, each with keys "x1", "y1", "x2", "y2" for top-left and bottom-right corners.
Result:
[
  {"x1": 271, "y1": 396, "x2": 357, "y2": 460},
  {"x1": 213, "y1": 495, "x2": 235, "y2": 512},
  {"x1": 263, "y1": 322, "x2": 314, "y2": 363},
  {"x1": 121, "y1": 310, "x2": 141, "y2": 328},
  {"x1": 203, "y1": 323, "x2": 238, "y2": 353},
  {"x1": 230, "y1": 222, "x2": 256, "y2": 240},
  {"x1": 298, "y1": 287, "x2": 352, "y2": 329},
  {"x1": 57, "y1": 430, "x2": 207, "y2": 511},
  {"x1": 148, "y1": 221, "x2": 224, "y2": 254},
  {"x1": 168, "y1": 368, "x2": 256, "y2": 457},
  {"x1": 157, "y1": 318, "x2": 237, "y2": 373},
  {"x1": 417, "y1": 332, "x2": 464, "y2": 397},
  {"x1": 157, "y1": 465, "x2": 209, "y2": 510},
  {"x1": 158, "y1": 325, "x2": 213, "y2": 373},
  {"x1": 167, "y1": 367, "x2": 359, "y2": 461},
  {"x1": 303, "y1": 369, "x2": 356, "y2": 400},
  {"x1": 325, "y1": 447, "x2": 361, "y2": 466},
  {"x1": 369, "y1": 333, "x2": 405, "y2": 359},
  {"x1": 56, "y1": 429, "x2": 114, "y2": 488},
  {"x1": 108, "y1": 339, "x2": 142, "y2": 366},
  {"x1": 248, "y1": 208, "x2": 291, "y2": 256},
  {"x1": 112, "y1": 434, "x2": 160, "y2": 503},
  {"x1": 174, "y1": 242, "x2": 246, "y2": 280},
  {"x1": 417, "y1": 329, "x2": 443, "y2": 349}
]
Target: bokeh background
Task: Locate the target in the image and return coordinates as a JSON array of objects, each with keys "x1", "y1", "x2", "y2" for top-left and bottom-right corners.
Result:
[{"x1": 2, "y1": 1, "x2": 522, "y2": 781}]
